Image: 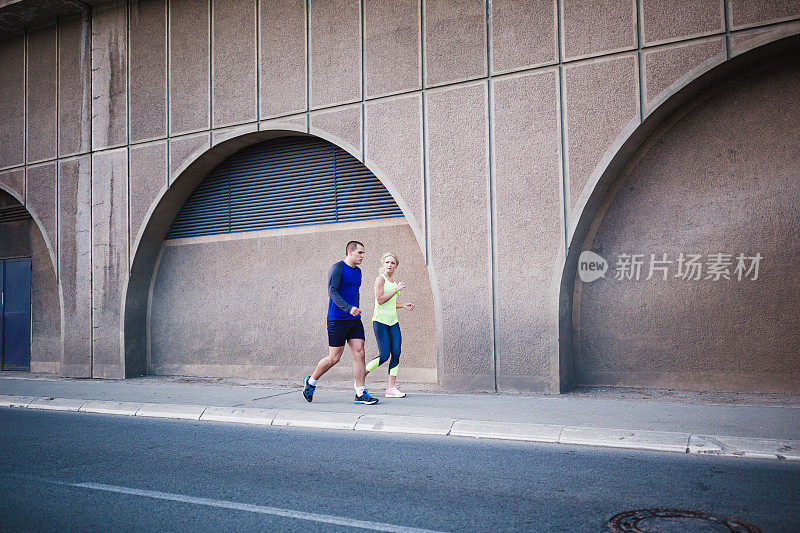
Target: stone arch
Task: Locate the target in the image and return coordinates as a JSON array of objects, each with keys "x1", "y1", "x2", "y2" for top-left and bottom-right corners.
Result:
[
  {"x1": 0, "y1": 183, "x2": 62, "y2": 372},
  {"x1": 0, "y1": 185, "x2": 58, "y2": 289},
  {"x1": 557, "y1": 33, "x2": 800, "y2": 391},
  {"x1": 123, "y1": 128, "x2": 440, "y2": 380}
]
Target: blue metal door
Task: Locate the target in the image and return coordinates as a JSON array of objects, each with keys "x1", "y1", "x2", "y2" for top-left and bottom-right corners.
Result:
[{"x1": 2, "y1": 258, "x2": 31, "y2": 370}]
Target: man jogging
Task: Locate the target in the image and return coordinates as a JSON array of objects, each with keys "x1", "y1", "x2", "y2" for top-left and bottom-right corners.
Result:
[{"x1": 302, "y1": 241, "x2": 378, "y2": 405}]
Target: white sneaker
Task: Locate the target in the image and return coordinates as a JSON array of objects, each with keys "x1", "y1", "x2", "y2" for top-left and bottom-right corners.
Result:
[{"x1": 385, "y1": 386, "x2": 406, "y2": 398}]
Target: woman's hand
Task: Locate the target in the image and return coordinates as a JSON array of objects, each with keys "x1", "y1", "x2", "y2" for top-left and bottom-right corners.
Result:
[
  {"x1": 405, "y1": 303, "x2": 415, "y2": 311},
  {"x1": 396, "y1": 282, "x2": 406, "y2": 291}
]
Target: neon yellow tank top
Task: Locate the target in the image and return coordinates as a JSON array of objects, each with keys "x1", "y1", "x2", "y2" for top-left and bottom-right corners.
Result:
[{"x1": 372, "y1": 274, "x2": 399, "y2": 326}]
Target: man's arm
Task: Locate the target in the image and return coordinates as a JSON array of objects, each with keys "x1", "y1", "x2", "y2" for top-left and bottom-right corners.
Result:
[{"x1": 327, "y1": 262, "x2": 353, "y2": 313}]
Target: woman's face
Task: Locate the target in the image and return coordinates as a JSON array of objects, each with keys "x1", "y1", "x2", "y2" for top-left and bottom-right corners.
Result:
[{"x1": 383, "y1": 256, "x2": 397, "y2": 274}]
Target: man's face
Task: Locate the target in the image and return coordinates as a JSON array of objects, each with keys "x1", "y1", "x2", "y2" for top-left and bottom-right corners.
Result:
[{"x1": 348, "y1": 245, "x2": 365, "y2": 265}]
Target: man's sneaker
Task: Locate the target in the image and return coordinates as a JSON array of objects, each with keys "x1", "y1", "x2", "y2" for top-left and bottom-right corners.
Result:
[
  {"x1": 385, "y1": 386, "x2": 406, "y2": 398},
  {"x1": 354, "y1": 389, "x2": 379, "y2": 405},
  {"x1": 302, "y1": 376, "x2": 315, "y2": 402}
]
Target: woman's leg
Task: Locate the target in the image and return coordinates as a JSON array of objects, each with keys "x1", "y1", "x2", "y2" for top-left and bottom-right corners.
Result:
[
  {"x1": 387, "y1": 323, "x2": 402, "y2": 388},
  {"x1": 366, "y1": 322, "x2": 391, "y2": 373}
]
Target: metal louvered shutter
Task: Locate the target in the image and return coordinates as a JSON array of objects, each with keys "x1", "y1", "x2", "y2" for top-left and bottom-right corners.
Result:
[
  {"x1": 0, "y1": 203, "x2": 32, "y2": 224},
  {"x1": 167, "y1": 136, "x2": 402, "y2": 239}
]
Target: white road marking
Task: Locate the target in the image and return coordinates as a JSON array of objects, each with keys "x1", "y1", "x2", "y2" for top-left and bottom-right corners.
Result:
[{"x1": 67, "y1": 481, "x2": 445, "y2": 533}]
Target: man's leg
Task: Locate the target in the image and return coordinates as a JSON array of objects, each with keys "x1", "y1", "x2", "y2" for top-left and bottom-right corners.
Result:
[
  {"x1": 313, "y1": 320, "x2": 348, "y2": 380},
  {"x1": 350, "y1": 337, "x2": 377, "y2": 404},
  {"x1": 304, "y1": 321, "x2": 349, "y2": 402},
  {"x1": 312, "y1": 345, "x2": 345, "y2": 380},
  {"x1": 349, "y1": 338, "x2": 366, "y2": 387},
  {"x1": 303, "y1": 345, "x2": 344, "y2": 402}
]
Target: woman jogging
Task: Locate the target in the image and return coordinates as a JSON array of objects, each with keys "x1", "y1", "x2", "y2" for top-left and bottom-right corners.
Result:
[{"x1": 365, "y1": 252, "x2": 414, "y2": 397}]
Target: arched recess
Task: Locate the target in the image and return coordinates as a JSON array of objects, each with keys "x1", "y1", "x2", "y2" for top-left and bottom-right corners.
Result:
[
  {"x1": 558, "y1": 33, "x2": 800, "y2": 392},
  {"x1": 0, "y1": 185, "x2": 62, "y2": 373},
  {"x1": 123, "y1": 129, "x2": 440, "y2": 380}
]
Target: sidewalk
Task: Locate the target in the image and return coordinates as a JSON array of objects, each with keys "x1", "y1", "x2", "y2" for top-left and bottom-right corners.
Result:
[{"x1": 2, "y1": 373, "x2": 799, "y2": 461}]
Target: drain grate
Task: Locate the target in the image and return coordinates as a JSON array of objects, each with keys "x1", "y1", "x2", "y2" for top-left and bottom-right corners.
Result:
[{"x1": 608, "y1": 509, "x2": 760, "y2": 533}]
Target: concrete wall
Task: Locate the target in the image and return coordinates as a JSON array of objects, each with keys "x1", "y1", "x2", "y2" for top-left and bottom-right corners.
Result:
[
  {"x1": 573, "y1": 54, "x2": 800, "y2": 393},
  {"x1": 149, "y1": 218, "x2": 436, "y2": 382},
  {"x1": 0, "y1": 191, "x2": 61, "y2": 372},
  {"x1": 0, "y1": 0, "x2": 797, "y2": 392}
]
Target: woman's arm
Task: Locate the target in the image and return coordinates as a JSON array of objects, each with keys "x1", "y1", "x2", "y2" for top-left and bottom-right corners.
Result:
[
  {"x1": 375, "y1": 277, "x2": 406, "y2": 305},
  {"x1": 375, "y1": 276, "x2": 398, "y2": 305}
]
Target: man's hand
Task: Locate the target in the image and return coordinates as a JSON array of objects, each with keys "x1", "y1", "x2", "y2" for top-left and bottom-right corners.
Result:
[{"x1": 349, "y1": 307, "x2": 362, "y2": 317}]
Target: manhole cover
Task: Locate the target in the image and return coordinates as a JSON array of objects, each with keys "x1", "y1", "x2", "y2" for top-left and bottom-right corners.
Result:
[{"x1": 608, "y1": 509, "x2": 760, "y2": 533}]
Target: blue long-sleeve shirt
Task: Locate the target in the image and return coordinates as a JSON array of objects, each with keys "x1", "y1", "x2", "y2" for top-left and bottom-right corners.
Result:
[{"x1": 327, "y1": 260, "x2": 361, "y2": 321}]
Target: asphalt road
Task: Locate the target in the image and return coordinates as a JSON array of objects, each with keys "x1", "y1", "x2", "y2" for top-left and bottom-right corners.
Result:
[{"x1": 1, "y1": 408, "x2": 798, "y2": 532}]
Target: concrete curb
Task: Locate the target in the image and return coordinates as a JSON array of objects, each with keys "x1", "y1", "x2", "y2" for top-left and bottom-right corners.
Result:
[
  {"x1": 2, "y1": 395, "x2": 798, "y2": 461},
  {"x1": 136, "y1": 403, "x2": 206, "y2": 420},
  {"x1": 80, "y1": 401, "x2": 143, "y2": 416},
  {"x1": 450, "y1": 420, "x2": 562, "y2": 442},
  {"x1": 689, "y1": 434, "x2": 800, "y2": 460},
  {"x1": 200, "y1": 407, "x2": 276, "y2": 425},
  {"x1": 559, "y1": 427, "x2": 691, "y2": 453},
  {"x1": 273, "y1": 410, "x2": 361, "y2": 430},
  {"x1": 28, "y1": 397, "x2": 86, "y2": 412},
  {"x1": 0, "y1": 395, "x2": 35, "y2": 408},
  {"x1": 355, "y1": 414, "x2": 455, "y2": 435}
]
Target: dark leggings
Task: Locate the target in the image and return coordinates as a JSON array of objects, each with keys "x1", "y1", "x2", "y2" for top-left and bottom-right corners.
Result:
[{"x1": 367, "y1": 322, "x2": 402, "y2": 376}]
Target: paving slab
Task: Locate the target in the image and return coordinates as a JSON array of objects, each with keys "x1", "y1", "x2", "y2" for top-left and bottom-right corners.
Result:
[
  {"x1": 0, "y1": 395, "x2": 35, "y2": 408},
  {"x1": 355, "y1": 415, "x2": 456, "y2": 436},
  {"x1": 450, "y1": 420, "x2": 564, "y2": 442},
  {"x1": 272, "y1": 410, "x2": 361, "y2": 430},
  {"x1": 136, "y1": 403, "x2": 207, "y2": 420},
  {"x1": 560, "y1": 427, "x2": 691, "y2": 453},
  {"x1": 79, "y1": 401, "x2": 143, "y2": 416},
  {"x1": 27, "y1": 397, "x2": 86, "y2": 412},
  {"x1": 200, "y1": 407, "x2": 277, "y2": 426}
]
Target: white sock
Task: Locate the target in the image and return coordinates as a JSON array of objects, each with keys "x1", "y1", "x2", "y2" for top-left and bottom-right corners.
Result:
[
  {"x1": 308, "y1": 377, "x2": 317, "y2": 386},
  {"x1": 356, "y1": 386, "x2": 366, "y2": 395}
]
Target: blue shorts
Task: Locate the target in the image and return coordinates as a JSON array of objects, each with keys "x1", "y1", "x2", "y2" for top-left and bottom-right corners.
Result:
[{"x1": 327, "y1": 319, "x2": 365, "y2": 347}]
